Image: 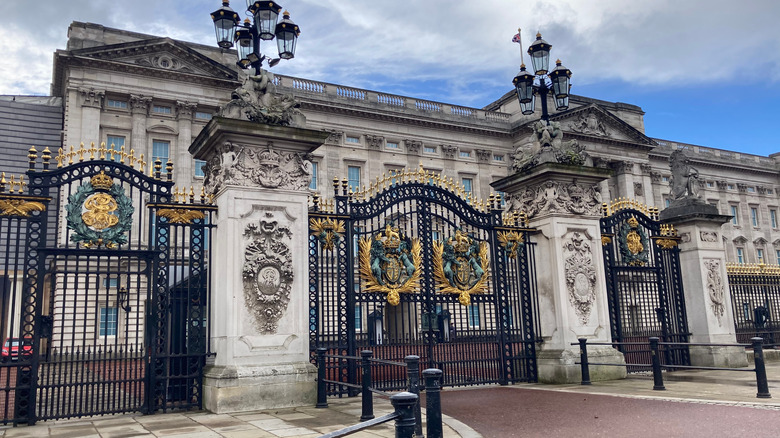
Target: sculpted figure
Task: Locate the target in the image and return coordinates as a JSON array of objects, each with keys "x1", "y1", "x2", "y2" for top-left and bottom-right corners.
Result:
[
  {"x1": 218, "y1": 70, "x2": 306, "y2": 127},
  {"x1": 669, "y1": 150, "x2": 700, "y2": 200}
]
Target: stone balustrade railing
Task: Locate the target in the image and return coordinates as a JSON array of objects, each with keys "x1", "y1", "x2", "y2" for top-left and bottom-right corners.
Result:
[{"x1": 273, "y1": 74, "x2": 511, "y2": 125}]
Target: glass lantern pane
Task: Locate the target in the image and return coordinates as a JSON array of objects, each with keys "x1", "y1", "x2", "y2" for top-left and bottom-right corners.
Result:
[
  {"x1": 531, "y1": 52, "x2": 550, "y2": 75},
  {"x1": 521, "y1": 96, "x2": 535, "y2": 115},
  {"x1": 255, "y1": 10, "x2": 279, "y2": 40},
  {"x1": 277, "y1": 32, "x2": 297, "y2": 59}
]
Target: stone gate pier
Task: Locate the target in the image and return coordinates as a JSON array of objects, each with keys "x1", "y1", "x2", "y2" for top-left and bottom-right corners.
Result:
[{"x1": 190, "y1": 115, "x2": 328, "y2": 413}]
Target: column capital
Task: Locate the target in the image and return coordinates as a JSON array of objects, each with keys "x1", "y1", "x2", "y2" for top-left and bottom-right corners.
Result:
[
  {"x1": 176, "y1": 101, "x2": 198, "y2": 120},
  {"x1": 78, "y1": 87, "x2": 105, "y2": 109},
  {"x1": 129, "y1": 94, "x2": 152, "y2": 116}
]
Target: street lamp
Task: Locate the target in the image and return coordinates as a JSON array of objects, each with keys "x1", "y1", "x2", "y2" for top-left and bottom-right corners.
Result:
[
  {"x1": 210, "y1": 1, "x2": 301, "y2": 75},
  {"x1": 512, "y1": 31, "x2": 572, "y2": 123}
]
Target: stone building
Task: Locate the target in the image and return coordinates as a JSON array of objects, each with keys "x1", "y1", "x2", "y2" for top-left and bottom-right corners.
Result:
[{"x1": 42, "y1": 22, "x2": 780, "y2": 268}]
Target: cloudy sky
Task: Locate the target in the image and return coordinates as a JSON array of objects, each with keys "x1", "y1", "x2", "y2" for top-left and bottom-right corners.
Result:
[{"x1": 1, "y1": 0, "x2": 779, "y2": 155}]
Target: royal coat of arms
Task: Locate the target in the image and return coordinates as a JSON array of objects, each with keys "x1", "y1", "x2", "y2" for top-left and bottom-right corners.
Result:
[
  {"x1": 358, "y1": 223, "x2": 422, "y2": 306},
  {"x1": 66, "y1": 171, "x2": 134, "y2": 249},
  {"x1": 619, "y1": 216, "x2": 649, "y2": 266},
  {"x1": 433, "y1": 229, "x2": 490, "y2": 306}
]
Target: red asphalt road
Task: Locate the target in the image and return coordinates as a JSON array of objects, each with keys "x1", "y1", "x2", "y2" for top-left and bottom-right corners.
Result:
[{"x1": 440, "y1": 387, "x2": 780, "y2": 438}]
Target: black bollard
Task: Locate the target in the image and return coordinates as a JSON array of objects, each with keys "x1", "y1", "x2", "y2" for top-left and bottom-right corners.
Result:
[
  {"x1": 423, "y1": 368, "x2": 443, "y2": 438},
  {"x1": 751, "y1": 338, "x2": 771, "y2": 398},
  {"x1": 360, "y1": 350, "x2": 375, "y2": 420},
  {"x1": 390, "y1": 392, "x2": 419, "y2": 438},
  {"x1": 316, "y1": 348, "x2": 328, "y2": 408},
  {"x1": 649, "y1": 337, "x2": 665, "y2": 391},
  {"x1": 579, "y1": 338, "x2": 591, "y2": 385},
  {"x1": 404, "y1": 355, "x2": 423, "y2": 437}
]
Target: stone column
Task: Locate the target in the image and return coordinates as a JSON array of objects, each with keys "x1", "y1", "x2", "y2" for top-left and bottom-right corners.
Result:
[
  {"x1": 189, "y1": 117, "x2": 329, "y2": 413},
  {"x1": 612, "y1": 160, "x2": 634, "y2": 199},
  {"x1": 176, "y1": 101, "x2": 197, "y2": 183},
  {"x1": 660, "y1": 201, "x2": 748, "y2": 367},
  {"x1": 494, "y1": 163, "x2": 626, "y2": 383},
  {"x1": 79, "y1": 88, "x2": 104, "y2": 144},
  {"x1": 129, "y1": 95, "x2": 152, "y2": 157}
]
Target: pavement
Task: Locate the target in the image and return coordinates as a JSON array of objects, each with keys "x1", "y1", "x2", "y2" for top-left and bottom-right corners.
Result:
[{"x1": 1, "y1": 359, "x2": 778, "y2": 437}]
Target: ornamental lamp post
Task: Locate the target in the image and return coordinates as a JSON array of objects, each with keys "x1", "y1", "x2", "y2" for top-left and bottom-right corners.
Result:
[
  {"x1": 210, "y1": 1, "x2": 300, "y2": 75},
  {"x1": 512, "y1": 31, "x2": 572, "y2": 123}
]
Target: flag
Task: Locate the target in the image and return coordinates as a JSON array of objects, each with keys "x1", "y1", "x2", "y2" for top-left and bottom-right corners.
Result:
[{"x1": 512, "y1": 33, "x2": 522, "y2": 44}]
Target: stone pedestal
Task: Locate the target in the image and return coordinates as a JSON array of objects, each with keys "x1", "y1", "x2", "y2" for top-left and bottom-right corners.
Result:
[
  {"x1": 190, "y1": 117, "x2": 329, "y2": 412},
  {"x1": 660, "y1": 200, "x2": 748, "y2": 368},
  {"x1": 494, "y1": 163, "x2": 626, "y2": 383}
]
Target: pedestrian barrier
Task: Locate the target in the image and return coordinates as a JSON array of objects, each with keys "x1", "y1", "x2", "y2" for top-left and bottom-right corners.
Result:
[
  {"x1": 575, "y1": 337, "x2": 772, "y2": 398},
  {"x1": 315, "y1": 348, "x2": 444, "y2": 438}
]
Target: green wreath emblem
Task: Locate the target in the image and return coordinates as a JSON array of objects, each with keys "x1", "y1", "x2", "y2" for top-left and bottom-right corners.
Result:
[{"x1": 66, "y1": 182, "x2": 134, "y2": 248}]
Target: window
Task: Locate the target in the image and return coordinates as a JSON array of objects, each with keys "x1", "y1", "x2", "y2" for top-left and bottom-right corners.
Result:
[
  {"x1": 346, "y1": 136, "x2": 360, "y2": 144},
  {"x1": 189, "y1": 159, "x2": 205, "y2": 178},
  {"x1": 662, "y1": 176, "x2": 669, "y2": 182},
  {"x1": 757, "y1": 249, "x2": 765, "y2": 264},
  {"x1": 107, "y1": 99, "x2": 127, "y2": 109},
  {"x1": 727, "y1": 184, "x2": 735, "y2": 190},
  {"x1": 706, "y1": 181, "x2": 714, "y2": 188},
  {"x1": 751, "y1": 207, "x2": 758, "y2": 227},
  {"x1": 386, "y1": 142, "x2": 399, "y2": 149},
  {"x1": 747, "y1": 187, "x2": 756, "y2": 193},
  {"x1": 737, "y1": 248, "x2": 744, "y2": 264},
  {"x1": 468, "y1": 304, "x2": 480, "y2": 328},
  {"x1": 348, "y1": 166, "x2": 361, "y2": 191},
  {"x1": 309, "y1": 162, "x2": 318, "y2": 190},
  {"x1": 459, "y1": 150, "x2": 471, "y2": 158},
  {"x1": 153, "y1": 105, "x2": 172, "y2": 114},
  {"x1": 355, "y1": 305, "x2": 362, "y2": 331},
  {"x1": 195, "y1": 112, "x2": 213, "y2": 120},
  {"x1": 496, "y1": 191, "x2": 507, "y2": 207},
  {"x1": 106, "y1": 136, "x2": 125, "y2": 162},
  {"x1": 771, "y1": 209, "x2": 777, "y2": 228},
  {"x1": 432, "y1": 231, "x2": 440, "y2": 242},
  {"x1": 462, "y1": 178, "x2": 473, "y2": 195},
  {"x1": 424, "y1": 146, "x2": 437, "y2": 154},
  {"x1": 103, "y1": 277, "x2": 118, "y2": 288},
  {"x1": 665, "y1": 199, "x2": 671, "y2": 208},
  {"x1": 493, "y1": 155, "x2": 504, "y2": 162},
  {"x1": 730, "y1": 205, "x2": 739, "y2": 225},
  {"x1": 776, "y1": 249, "x2": 780, "y2": 265},
  {"x1": 152, "y1": 140, "x2": 170, "y2": 172},
  {"x1": 99, "y1": 307, "x2": 119, "y2": 337}
]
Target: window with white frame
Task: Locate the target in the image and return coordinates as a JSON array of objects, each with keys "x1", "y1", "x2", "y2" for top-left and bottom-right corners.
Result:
[
  {"x1": 730, "y1": 205, "x2": 739, "y2": 225},
  {"x1": 737, "y1": 248, "x2": 744, "y2": 264},
  {"x1": 346, "y1": 136, "x2": 360, "y2": 144},
  {"x1": 107, "y1": 99, "x2": 127, "y2": 109},
  {"x1": 106, "y1": 135, "x2": 125, "y2": 161},
  {"x1": 757, "y1": 248, "x2": 765, "y2": 264},
  {"x1": 423, "y1": 145, "x2": 437, "y2": 154},
  {"x1": 751, "y1": 207, "x2": 759, "y2": 227},
  {"x1": 309, "y1": 162, "x2": 318, "y2": 190},
  {"x1": 747, "y1": 186, "x2": 756, "y2": 193},
  {"x1": 194, "y1": 159, "x2": 207, "y2": 178},
  {"x1": 462, "y1": 177, "x2": 473, "y2": 195},
  {"x1": 103, "y1": 277, "x2": 119, "y2": 288},
  {"x1": 195, "y1": 111, "x2": 213, "y2": 120},
  {"x1": 348, "y1": 166, "x2": 361, "y2": 191},
  {"x1": 493, "y1": 155, "x2": 504, "y2": 162},
  {"x1": 152, "y1": 140, "x2": 170, "y2": 172},
  {"x1": 776, "y1": 249, "x2": 780, "y2": 265},
  {"x1": 386, "y1": 141, "x2": 399, "y2": 149},
  {"x1": 99, "y1": 307, "x2": 119, "y2": 337},
  {"x1": 459, "y1": 150, "x2": 471, "y2": 158},
  {"x1": 771, "y1": 209, "x2": 778, "y2": 228},
  {"x1": 152, "y1": 105, "x2": 172, "y2": 114},
  {"x1": 665, "y1": 198, "x2": 671, "y2": 208},
  {"x1": 468, "y1": 304, "x2": 480, "y2": 328}
]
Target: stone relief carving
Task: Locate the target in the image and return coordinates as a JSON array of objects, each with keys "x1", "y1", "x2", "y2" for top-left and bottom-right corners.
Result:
[
  {"x1": 640, "y1": 163, "x2": 652, "y2": 175},
  {"x1": 475, "y1": 149, "x2": 492, "y2": 162},
  {"x1": 129, "y1": 94, "x2": 152, "y2": 115},
  {"x1": 218, "y1": 70, "x2": 305, "y2": 127},
  {"x1": 736, "y1": 183, "x2": 747, "y2": 193},
  {"x1": 633, "y1": 182, "x2": 643, "y2": 196},
  {"x1": 512, "y1": 121, "x2": 590, "y2": 172},
  {"x1": 680, "y1": 232, "x2": 691, "y2": 243},
  {"x1": 176, "y1": 101, "x2": 197, "y2": 119},
  {"x1": 669, "y1": 150, "x2": 700, "y2": 200},
  {"x1": 405, "y1": 140, "x2": 422, "y2": 153},
  {"x1": 704, "y1": 258, "x2": 725, "y2": 325},
  {"x1": 612, "y1": 161, "x2": 634, "y2": 175},
  {"x1": 79, "y1": 88, "x2": 105, "y2": 109},
  {"x1": 202, "y1": 141, "x2": 313, "y2": 194},
  {"x1": 365, "y1": 134, "x2": 384, "y2": 150},
  {"x1": 650, "y1": 171, "x2": 662, "y2": 183},
  {"x1": 563, "y1": 232, "x2": 597, "y2": 324},
  {"x1": 441, "y1": 145, "x2": 457, "y2": 159},
  {"x1": 243, "y1": 216, "x2": 293, "y2": 334},
  {"x1": 700, "y1": 231, "x2": 718, "y2": 242},
  {"x1": 136, "y1": 55, "x2": 194, "y2": 73},
  {"x1": 504, "y1": 180, "x2": 602, "y2": 219},
  {"x1": 757, "y1": 186, "x2": 768, "y2": 195},
  {"x1": 325, "y1": 130, "x2": 344, "y2": 145},
  {"x1": 569, "y1": 110, "x2": 609, "y2": 136}
]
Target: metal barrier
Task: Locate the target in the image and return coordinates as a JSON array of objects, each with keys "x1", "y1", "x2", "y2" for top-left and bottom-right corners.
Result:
[
  {"x1": 316, "y1": 348, "x2": 444, "y2": 438},
  {"x1": 575, "y1": 337, "x2": 772, "y2": 398}
]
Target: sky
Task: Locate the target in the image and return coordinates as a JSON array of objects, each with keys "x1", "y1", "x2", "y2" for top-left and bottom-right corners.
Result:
[{"x1": 1, "y1": 0, "x2": 779, "y2": 156}]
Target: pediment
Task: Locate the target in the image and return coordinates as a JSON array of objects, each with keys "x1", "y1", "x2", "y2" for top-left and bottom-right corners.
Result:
[
  {"x1": 68, "y1": 38, "x2": 237, "y2": 80},
  {"x1": 551, "y1": 104, "x2": 656, "y2": 146},
  {"x1": 733, "y1": 236, "x2": 748, "y2": 245}
]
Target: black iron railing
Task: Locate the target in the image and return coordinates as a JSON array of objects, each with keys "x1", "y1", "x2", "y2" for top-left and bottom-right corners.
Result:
[
  {"x1": 316, "y1": 348, "x2": 444, "y2": 438},
  {"x1": 728, "y1": 265, "x2": 780, "y2": 345},
  {"x1": 575, "y1": 337, "x2": 772, "y2": 398}
]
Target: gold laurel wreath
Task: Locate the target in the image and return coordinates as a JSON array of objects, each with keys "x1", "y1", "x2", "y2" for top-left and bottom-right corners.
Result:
[
  {"x1": 309, "y1": 217, "x2": 346, "y2": 251},
  {"x1": 432, "y1": 239, "x2": 490, "y2": 307},
  {"x1": 358, "y1": 234, "x2": 422, "y2": 305}
]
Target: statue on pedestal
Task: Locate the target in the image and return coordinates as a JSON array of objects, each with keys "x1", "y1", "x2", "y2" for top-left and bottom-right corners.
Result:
[
  {"x1": 669, "y1": 150, "x2": 700, "y2": 200},
  {"x1": 218, "y1": 69, "x2": 306, "y2": 127},
  {"x1": 512, "y1": 121, "x2": 590, "y2": 172}
]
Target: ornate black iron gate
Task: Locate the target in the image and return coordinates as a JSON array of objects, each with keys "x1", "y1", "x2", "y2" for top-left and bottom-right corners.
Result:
[
  {"x1": 0, "y1": 145, "x2": 214, "y2": 424},
  {"x1": 600, "y1": 201, "x2": 690, "y2": 371},
  {"x1": 309, "y1": 168, "x2": 540, "y2": 393}
]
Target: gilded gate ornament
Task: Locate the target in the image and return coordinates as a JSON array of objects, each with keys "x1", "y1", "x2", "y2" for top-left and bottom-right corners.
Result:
[
  {"x1": 497, "y1": 230, "x2": 524, "y2": 258},
  {"x1": 358, "y1": 223, "x2": 422, "y2": 306},
  {"x1": 0, "y1": 199, "x2": 46, "y2": 217},
  {"x1": 618, "y1": 216, "x2": 649, "y2": 266},
  {"x1": 433, "y1": 229, "x2": 490, "y2": 307},
  {"x1": 310, "y1": 217, "x2": 346, "y2": 251},
  {"x1": 66, "y1": 171, "x2": 134, "y2": 248}
]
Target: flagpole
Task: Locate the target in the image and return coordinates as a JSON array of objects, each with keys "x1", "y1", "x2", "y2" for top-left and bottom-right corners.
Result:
[{"x1": 517, "y1": 27, "x2": 524, "y2": 65}]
